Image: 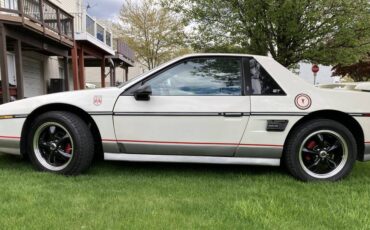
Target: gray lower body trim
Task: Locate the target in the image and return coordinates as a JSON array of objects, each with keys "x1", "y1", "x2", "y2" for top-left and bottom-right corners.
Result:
[
  {"x1": 236, "y1": 146, "x2": 283, "y2": 158},
  {"x1": 103, "y1": 142, "x2": 120, "y2": 153},
  {"x1": 362, "y1": 144, "x2": 370, "y2": 161},
  {"x1": 112, "y1": 142, "x2": 283, "y2": 158},
  {"x1": 118, "y1": 142, "x2": 235, "y2": 156},
  {"x1": 104, "y1": 153, "x2": 280, "y2": 166},
  {"x1": 0, "y1": 139, "x2": 21, "y2": 155}
]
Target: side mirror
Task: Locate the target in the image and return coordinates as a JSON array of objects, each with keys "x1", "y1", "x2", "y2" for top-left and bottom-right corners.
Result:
[{"x1": 134, "y1": 85, "x2": 152, "y2": 101}]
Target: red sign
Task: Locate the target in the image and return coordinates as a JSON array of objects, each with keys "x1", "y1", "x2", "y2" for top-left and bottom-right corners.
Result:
[{"x1": 312, "y1": 64, "x2": 319, "y2": 73}]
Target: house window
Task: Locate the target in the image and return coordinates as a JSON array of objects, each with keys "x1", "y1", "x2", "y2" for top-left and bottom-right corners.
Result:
[
  {"x1": 4, "y1": 0, "x2": 18, "y2": 10},
  {"x1": 0, "y1": 53, "x2": 16, "y2": 86},
  {"x1": 96, "y1": 24, "x2": 105, "y2": 42},
  {"x1": 106, "y1": 32, "x2": 112, "y2": 47},
  {"x1": 86, "y1": 15, "x2": 95, "y2": 36}
]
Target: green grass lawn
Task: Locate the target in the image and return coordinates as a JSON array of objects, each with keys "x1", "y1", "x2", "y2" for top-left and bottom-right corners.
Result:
[{"x1": 1, "y1": 154, "x2": 370, "y2": 230}]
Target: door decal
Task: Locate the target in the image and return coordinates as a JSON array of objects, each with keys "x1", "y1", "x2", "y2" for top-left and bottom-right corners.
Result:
[{"x1": 294, "y1": 94, "x2": 312, "y2": 110}]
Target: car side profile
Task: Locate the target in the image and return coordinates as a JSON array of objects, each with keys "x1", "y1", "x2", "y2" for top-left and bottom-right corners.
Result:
[{"x1": 0, "y1": 54, "x2": 369, "y2": 181}]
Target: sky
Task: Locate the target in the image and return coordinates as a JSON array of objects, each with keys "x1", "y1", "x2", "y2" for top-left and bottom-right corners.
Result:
[
  {"x1": 299, "y1": 63, "x2": 338, "y2": 85},
  {"x1": 84, "y1": 0, "x2": 123, "y2": 20},
  {"x1": 83, "y1": 0, "x2": 338, "y2": 85}
]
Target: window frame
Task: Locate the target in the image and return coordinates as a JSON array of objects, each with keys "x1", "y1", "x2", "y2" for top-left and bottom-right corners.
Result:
[
  {"x1": 243, "y1": 57, "x2": 287, "y2": 96},
  {"x1": 122, "y1": 56, "x2": 247, "y2": 96}
]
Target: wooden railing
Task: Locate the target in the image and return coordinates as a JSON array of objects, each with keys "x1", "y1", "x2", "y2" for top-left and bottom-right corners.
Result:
[
  {"x1": 115, "y1": 39, "x2": 135, "y2": 63},
  {"x1": 0, "y1": 0, "x2": 74, "y2": 40}
]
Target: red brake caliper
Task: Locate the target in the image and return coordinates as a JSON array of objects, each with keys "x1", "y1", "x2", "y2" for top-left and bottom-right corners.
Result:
[
  {"x1": 65, "y1": 143, "x2": 72, "y2": 154},
  {"x1": 305, "y1": 140, "x2": 317, "y2": 161}
]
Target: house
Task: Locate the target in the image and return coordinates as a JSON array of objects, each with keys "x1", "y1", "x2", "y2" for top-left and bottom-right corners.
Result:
[
  {"x1": 0, "y1": 0, "x2": 73, "y2": 103},
  {"x1": 66, "y1": 0, "x2": 135, "y2": 89},
  {"x1": 0, "y1": 0, "x2": 135, "y2": 104}
]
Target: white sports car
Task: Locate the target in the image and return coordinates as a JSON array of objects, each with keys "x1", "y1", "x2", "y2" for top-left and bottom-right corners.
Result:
[{"x1": 0, "y1": 54, "x2": 369, "y2": 181}]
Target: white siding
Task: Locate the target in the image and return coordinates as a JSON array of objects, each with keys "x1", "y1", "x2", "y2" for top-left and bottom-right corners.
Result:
[{"x1": 49, "y1": 0, "x2": 82, "y2": 13}]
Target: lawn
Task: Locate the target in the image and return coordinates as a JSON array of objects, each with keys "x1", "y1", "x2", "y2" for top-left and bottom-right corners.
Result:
[{"x1": 1, "y1": 154, "x2": 370, "y2": 230}]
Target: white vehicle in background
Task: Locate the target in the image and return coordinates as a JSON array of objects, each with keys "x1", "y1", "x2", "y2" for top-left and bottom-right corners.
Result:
[
  {"x1": 318, "y1": 82, "x2": 370, "y2": 92},
  {"x1": 0, "y1": 54, "x2": 369, "y2": 181},
  {"x1": 85, "y1": 83, "x2": 97, "y2": 89}
]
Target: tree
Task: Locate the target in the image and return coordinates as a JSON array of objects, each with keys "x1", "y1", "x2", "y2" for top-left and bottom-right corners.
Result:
[
  {"x1": 163, "y1": 0, "x2": 370, "y2": 68},
  {"x1": 114, "y1": 0, "x2": 190, "y2": 70},
  {"x1": 332, "y1": 54, "x2": 370, "y2": 82}
]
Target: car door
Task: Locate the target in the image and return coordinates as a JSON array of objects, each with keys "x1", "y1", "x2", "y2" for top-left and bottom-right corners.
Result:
[
  {"x1": 235, "y1": 57, "x2": 290, "y2": 159},
  {"x1": 113, "y1": 56, "x2": 250, "y2": 157}
]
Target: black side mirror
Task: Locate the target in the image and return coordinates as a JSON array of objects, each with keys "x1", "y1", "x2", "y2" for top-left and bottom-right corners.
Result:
[{"x1": 134, "y1": 85, "x2": 152, "y2": 101}]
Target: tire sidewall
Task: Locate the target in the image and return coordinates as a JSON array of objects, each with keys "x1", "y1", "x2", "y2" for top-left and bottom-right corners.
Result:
[
  {"x1": 287, "y1": 119, "x2": 357, "y2": 181},
  {"x1": 27, "y1": 112, "x2": 93, "y2": 175}
]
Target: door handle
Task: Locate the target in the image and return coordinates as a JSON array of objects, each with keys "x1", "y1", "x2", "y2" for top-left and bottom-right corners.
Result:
[{"x1": 223, "y1": 112, "x2": 244, "y2": 117}]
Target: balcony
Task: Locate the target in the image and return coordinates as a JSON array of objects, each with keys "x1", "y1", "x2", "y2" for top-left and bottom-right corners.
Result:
[
  {"x1": 114, "y1": 39, "x2": 135, "y2": 66},
  {"x1": 0, "y1": 0, "x2": 74, "y2": 46},
  {"x1": 73, "y1": 11, "x2": 114, "y2": 55}
]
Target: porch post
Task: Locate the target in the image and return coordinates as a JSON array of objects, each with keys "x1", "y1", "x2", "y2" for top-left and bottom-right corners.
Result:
[
  {"x1": 110, "y1": 66, "x2": 114, "y2": 87},
  {"x1": 63, "y1": 56, "x2": 69, "y2": 91},
  {"x1": 113, "y1": 66, "x2": 116, "y2": 86},
  {"x1": 14, "y1": 39, "x2": 24, "y2": 99},
  {"x1": 0, "y1": 23, "x2": 9, "y2": 103},
  {"x1": 78, "y1": 46, "x2": 85, "y2": 89},
  {"x1": 71, "y1": 42, "x2": 79, "y2": 90},
  {"x1": 101, "y1": 56, "x2": 105, "y2": 88},
  {"x1": 125, "y1": 66, "x2": 129, "y2": 82}
]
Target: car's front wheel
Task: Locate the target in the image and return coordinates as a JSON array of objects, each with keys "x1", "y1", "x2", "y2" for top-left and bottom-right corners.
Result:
[
  {"x1": 284, "y1": 119, "x2": 357, "y2": 181},
  {"x1": 27, "y1": 111, "x2": 94, "y2": 175}
]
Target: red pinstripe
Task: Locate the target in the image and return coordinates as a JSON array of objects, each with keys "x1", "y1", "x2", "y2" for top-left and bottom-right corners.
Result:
[
  {"x1": 102, "y1": 139, "x2": 283, "y2": 148},
  {"x1": 0, "y1": 136, "x2": 21, "y2": 140}
]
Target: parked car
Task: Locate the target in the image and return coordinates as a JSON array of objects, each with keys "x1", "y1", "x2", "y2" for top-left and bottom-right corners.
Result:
[
  {"x1": 85, "y1": 83, "x2": 97, "y2": 89},
  {"x1": 0, "y1": 54, "x2": 369, "y2": 181},
  {"x1": 318, "y1": 82, "x2": 370, "y2": 92}
]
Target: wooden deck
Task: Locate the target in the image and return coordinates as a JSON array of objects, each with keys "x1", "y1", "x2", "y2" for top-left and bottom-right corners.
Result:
[{"x1": 0, "y1": 0, "x2": 74, "y2": 47}]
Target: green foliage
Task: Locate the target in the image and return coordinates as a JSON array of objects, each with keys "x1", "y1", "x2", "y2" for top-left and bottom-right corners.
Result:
[
  {"x1": 114, "y1": 0, "x2": 191, "y2": 70},
  {"x1": 333, "y1": 54, "x2": 370, "y2": 81},
  {"x1": 163, "y1": 0, "x2": 370, "y2": 68},
  {"x1": 2, "y1": 154, "x2": 370, "y2": 229}
]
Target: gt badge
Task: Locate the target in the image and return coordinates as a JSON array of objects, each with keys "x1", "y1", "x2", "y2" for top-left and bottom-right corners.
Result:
[
  {"x1": 93, "y1": 95, "x2": 102, "y2": 106},
  {"x1": 295, "y1": 94, "x2": 311, "y2": 110}
]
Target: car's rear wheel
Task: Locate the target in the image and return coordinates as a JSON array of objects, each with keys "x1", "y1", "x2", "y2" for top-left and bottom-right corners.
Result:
[
  {"x1": 27, "y1": 111, "x2": 94, "y2": 175},
  {"x1": 284, "y1": 119, "x2": 357, "y2": 181}
]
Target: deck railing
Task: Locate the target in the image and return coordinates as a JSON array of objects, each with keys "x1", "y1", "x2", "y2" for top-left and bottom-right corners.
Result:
[
  {"x1": 115, "y1": 39, "x2": 135, "y2": 63},
  {"x1": 73, "y1": 11, "x2": 113, "y2": 48},
  {"x1": 0, "y1": 0, "x2": 74, "y2": 40}
]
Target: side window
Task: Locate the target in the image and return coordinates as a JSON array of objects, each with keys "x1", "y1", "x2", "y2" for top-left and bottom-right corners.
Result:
[
  {"x1": 249, "y1": 59, "x2": 285, "y2": 95},
  {"x1": 144, "y1": 57, "x2": 242, "y2": 96}
]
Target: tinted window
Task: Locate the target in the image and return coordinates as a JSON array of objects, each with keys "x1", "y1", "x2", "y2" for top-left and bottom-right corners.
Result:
[
  {"x1": 249, "y1": 59, "x2": 285, "y2": 95},
  {"x1": 145, "y1": 57, "x2": 242, "y2": 96}
]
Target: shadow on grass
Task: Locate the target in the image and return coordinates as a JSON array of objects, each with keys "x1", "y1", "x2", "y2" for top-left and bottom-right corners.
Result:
[
  {"x1": 92, "y1": 158, "x2": 288, "y2": 178},
  {"x1": 0, "y1": 153, "x2": 287, "y2": 178}
]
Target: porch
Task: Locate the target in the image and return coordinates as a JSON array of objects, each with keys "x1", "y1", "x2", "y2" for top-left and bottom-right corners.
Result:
[
  {"x1": 0, "y1": 0, "x2": 74, "y2": 103},
  {"x1": 71, "y1": 11, "x2": 135, "y2": 89}
]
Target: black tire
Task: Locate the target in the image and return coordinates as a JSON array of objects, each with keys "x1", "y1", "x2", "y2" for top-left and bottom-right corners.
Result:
[
  {"x1": 284, "y1": 119, "x2": 357, "y2": 182},
  {"x1": 27, "y1": 111, "x2": 94, "y2": 175}
]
